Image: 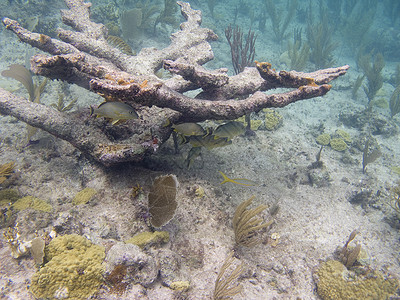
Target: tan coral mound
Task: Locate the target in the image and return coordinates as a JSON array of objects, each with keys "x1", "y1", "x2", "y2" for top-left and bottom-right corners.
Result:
[
  {"x1": 315, "y1": 260, "x2": 399, "y2": 300},
  {"x1": 30, "y1": 234, "x2": 105, "y2": 300}
]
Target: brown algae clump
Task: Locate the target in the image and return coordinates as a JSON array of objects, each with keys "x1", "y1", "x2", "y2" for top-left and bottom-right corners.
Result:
[
  {"x1": 315, "y1": 260, "x2": 399, "y2": 300},
  {"x1": 0, "y1": 161, "x2": 16, "y2": 184},
  {"x1": 13, "y1": 196, "x2": 52, "y2": 212},
  {"x1": 72, "y1": 187, "x2": 97, "y2": 205},
  {"x1": 30, "y1": 234, "x2": 105, "y2": 299}
]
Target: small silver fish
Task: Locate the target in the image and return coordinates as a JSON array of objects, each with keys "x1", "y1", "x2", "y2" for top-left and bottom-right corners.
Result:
[{"x1": 90, "y1": 102, "x2": 138, "y2": 125}]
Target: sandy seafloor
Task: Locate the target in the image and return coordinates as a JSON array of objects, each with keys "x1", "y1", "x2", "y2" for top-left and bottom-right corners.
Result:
[{"x1": 0, "y1": 0, "x2": 400, "y2": 299}]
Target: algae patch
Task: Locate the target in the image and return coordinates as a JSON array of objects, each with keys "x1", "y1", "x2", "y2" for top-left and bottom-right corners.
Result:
[
  {"x1": 72, "y1": 187, "x2": 97, "y2": 205},
  {"x1": 315, "y1": 129, "x2": 352, "y2": 151},
  {"x1": 391, "y1": 166, "x2": 400, "y2": 176},
  {"x1": 12, "y1": 196, "x2": 52, "y2": 212},
  {"x1": 0, "y1": 189, "x2": 20, "y2": 205},
  {"x1": 0, "y1": 161, "x2": 16, "y2": 185},
  {"x1": 125, "y1": 231, "x2": 169, "y2": 249},
  {"x1": 264, "y1": 108, "x2": 283, "y2": 131},
  {"x1": 316, "y1": 133, "x2": 331, "y2": 146},
  {"x1": 249, "y1": 119, "x2": 263, "y2": 131},
  {"x1": 330, "y1": 138, "x2": 348, "y2": 152},
  {"x1": 334, "y1": 129, "x2": 352, "y2": 143},
  {"x1": 170, "y1": 280, "x2": 190, "y2": 291}
]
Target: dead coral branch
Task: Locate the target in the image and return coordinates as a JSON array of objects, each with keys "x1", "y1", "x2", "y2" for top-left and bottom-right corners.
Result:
[
  {"x1": 0, "y1": 0, "x2": 348, "y2": 165},
  {"x1": 0, "y1": 88, "x2": 174, "y2": 166}
]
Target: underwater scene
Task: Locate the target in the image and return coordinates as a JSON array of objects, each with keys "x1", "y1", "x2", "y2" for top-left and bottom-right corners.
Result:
[{"x1": 0, "y1": 0, "x2": 400, "y2": 299}]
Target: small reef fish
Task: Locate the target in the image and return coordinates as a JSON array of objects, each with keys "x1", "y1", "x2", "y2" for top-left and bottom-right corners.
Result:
[
  {"x1": 219, "y1": 171, "x2": 258, "y2": 186},
  {"x1": 170, "y1": 122, "x2": 207, "y2": 144},
  {"x1": 189, "y1": 135, "x2": 232, "y2": 150},
  {"x1": 185, "y1": 146, "x2": 202, "y2": 169},
  {"x1": 172, "y1": 122, "x2": 206, "y2": 136},
  {"x1": 213, "y1": 121, "x2": 245, "y2": 140},
  {"x1": 90, "y1": 102, "x2": 138, "y2": 125}
]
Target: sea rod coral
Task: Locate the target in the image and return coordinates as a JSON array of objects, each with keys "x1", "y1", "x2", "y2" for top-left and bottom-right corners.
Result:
[{"x1": 0, "y1": 0, "x2": 348, "y2": 166}]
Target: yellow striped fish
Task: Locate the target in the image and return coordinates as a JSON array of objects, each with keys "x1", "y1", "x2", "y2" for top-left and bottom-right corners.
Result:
[{"x1": 218, "y1": 171, "x2": 258, "y2": 186}]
